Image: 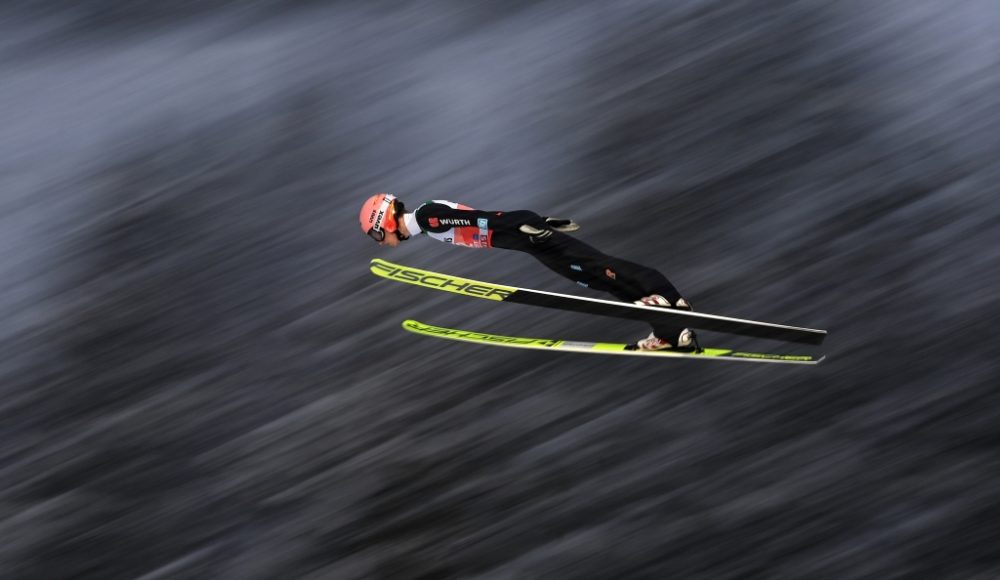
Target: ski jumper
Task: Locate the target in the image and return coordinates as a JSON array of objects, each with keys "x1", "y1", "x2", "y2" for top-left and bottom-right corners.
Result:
[{"x1": 405, "y1": 201, "x2": 689, "y2": 340}]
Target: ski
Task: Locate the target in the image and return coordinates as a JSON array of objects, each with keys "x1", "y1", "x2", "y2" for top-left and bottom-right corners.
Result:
[
  {"x1": 401, "y1": 320, "x2": 824, "y2": 365},
  {"x1": 370, "y1": 259, "x2": 827, "y2": 345}
]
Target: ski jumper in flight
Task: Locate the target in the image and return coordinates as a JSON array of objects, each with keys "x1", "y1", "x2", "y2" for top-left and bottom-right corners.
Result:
[{"x1": 359, "y1": 193, "x2": 699, "y2": 351}]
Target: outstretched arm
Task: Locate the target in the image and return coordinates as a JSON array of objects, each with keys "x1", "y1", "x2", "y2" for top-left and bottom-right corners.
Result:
[
  {"x1": 415, "y1": 202, "x2": 578, "y2": 233},
  {"x1": 413, "y1": 202, "x2": 502, "y2": 234}
]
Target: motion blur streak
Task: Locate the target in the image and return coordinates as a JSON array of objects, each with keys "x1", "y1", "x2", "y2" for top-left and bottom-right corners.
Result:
[{"x1": 1, "y1": 1, "x2": 997, "y2": 578}]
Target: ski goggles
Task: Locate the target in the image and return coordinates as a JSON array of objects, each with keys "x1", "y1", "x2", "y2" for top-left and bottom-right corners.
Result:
[{"x1": 367, "y1": 194, "x2": 398, "y2": 242}]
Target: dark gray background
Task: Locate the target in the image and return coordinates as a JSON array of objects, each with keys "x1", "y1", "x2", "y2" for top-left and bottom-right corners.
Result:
[{"x1": 2, "y1": 1, "x2": 998, "y2": 578}]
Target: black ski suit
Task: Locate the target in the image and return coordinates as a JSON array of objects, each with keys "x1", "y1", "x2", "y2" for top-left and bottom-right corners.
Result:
[{"x1": 407, "y1": 200, "x2": 690, "y2": 342}]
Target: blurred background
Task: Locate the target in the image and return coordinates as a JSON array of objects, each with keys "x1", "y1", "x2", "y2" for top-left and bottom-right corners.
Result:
[{"x1": 2, "y1": 1, "x2": 998, "y2": 578}]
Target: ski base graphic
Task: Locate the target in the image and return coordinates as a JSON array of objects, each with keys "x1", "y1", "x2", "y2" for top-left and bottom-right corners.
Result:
[
  {"x1": 402, "y1": 319, "x2": 825, "y2": 365},
  {"x1": 371, "y1": 259, "x2": 827, "y2": 345}
]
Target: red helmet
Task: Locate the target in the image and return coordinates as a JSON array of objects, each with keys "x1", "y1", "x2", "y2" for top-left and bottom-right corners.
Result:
[{"x1": 359, "y1": 193, "x2": 399, "y2": 242}]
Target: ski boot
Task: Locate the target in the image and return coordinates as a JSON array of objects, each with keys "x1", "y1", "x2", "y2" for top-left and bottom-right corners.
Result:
[
  {"x1": 627, "y1": 328, "x2": 701, "y2": 352},
  {"x1": 633, "y1": 295, "x2": 693, "y2": 310},
  {"x1": 627, "y1": 294, "x2": 700, "y2": 352}
]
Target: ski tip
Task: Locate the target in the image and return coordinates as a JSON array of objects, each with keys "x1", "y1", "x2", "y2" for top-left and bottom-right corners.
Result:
[{"x1": 370, "y1": 258, "x2": 397, "y2": 277}]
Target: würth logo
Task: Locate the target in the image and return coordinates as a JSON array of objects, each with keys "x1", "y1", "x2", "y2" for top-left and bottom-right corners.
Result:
[{"x1": 429, "y1": 217, "x2": 440, "y2": 227}]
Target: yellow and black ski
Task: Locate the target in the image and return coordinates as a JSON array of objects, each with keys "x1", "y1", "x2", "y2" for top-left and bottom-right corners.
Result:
[
  {"x1": 370, "y1": 258, "x2": 827, "y2": 345},
  {"x1": 402, "y1": 320, "x2": 824, "y2": 365}
]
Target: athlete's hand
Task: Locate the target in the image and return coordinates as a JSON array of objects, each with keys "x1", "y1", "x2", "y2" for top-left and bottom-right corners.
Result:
[{"x1": 544, "y1": 217, "x2": 579, "y2": 232}]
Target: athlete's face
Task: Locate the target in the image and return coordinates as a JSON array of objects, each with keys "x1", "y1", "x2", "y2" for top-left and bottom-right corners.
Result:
[
  {"x1": 379, "y1": 230, "x2": 402, "y2": 247},
  {"x1": 378, "y1": 212, "x2": 410, "y2": 247}
]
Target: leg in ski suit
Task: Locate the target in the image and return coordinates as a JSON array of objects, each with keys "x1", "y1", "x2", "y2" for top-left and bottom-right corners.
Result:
[{"x1": 490, "y1": 211, "x2": 690, "y2": 343}]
